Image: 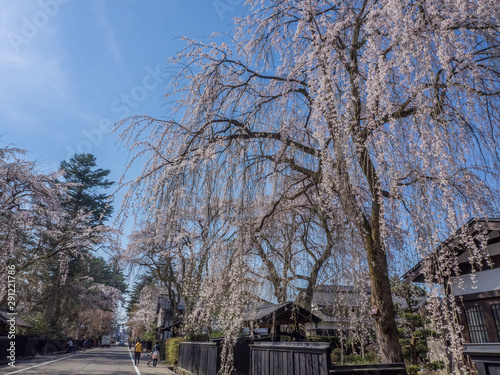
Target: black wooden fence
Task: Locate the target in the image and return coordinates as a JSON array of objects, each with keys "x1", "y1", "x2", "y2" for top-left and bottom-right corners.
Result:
[
  {"x1": 211, "y1": 335, "x2": 273, "y2": 375},
  {"x1": 329, "y1": 363, "x2": 407, "y2": 374},
  {"x1": 464, "y1": 343, "x2": 500, "y2": 375},
  {"x1": 177, "y1": 340, "x2": 407, "y2": 375},
  {"x1": 251, "y1": 342, "x2": 331, "y2": 375},
  {"x1": 178, "y1": 341, "x2": 221, "y2": 375},
  {"x1": 0, "y1": 336, "x2": 67, "y2": 364}
]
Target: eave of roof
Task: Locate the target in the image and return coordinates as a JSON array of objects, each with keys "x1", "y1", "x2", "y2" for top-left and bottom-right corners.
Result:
[
  {"x1": 403, "y1": 218, "x2": 500, "y2": 283},
  {"x1": 243, "y1": 301, "x2": 322, "y2": 328},
  {"x1": 0, "y1": 310, "x2": 31, "y2": 327}
]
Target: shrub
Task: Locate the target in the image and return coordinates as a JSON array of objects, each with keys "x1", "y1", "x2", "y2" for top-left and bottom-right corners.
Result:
[
  {"x1": 331, "y1": 348, "x2": 342, "y2": 364},
  {"x1": 307, "y1": 335, "x2": 340, "y2": 348},
  {"x1": 425, "y1": 361, "x2": 445, "y2": 371},
  {"x1": 185, "y1": 332, "x2": 210, "y2": 342},
  {"x1": 345, "y1": 354, "x2": 374, "y2": 365},
  {"x1": 210, "y1": 330, "x2": 224, "y2": 338},
  {"x1": 21, "y1": 312, "x2": 48, "y2": 335},
  {"x1": 406, "y1": 365, "x2": 419, "y2": 375},
  {"x1": 142, "y1": 325, "x2": 157, "y2": 341},
  {"x1": 165, "y1": 337, "x2": 186, "y2": 365}
]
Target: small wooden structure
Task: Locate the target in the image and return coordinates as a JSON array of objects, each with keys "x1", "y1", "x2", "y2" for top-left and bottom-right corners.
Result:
[
  {"x1": 156, "y1": 294, "x2": 185, "y2": 340},
  {"x1": 178, "y1": 339, "x2": 408, "y2": 375},
  {"x1": 176, "y1": 302, "x2": 323, "y2": 375},
  {"x1": 243, "y1": 301, "x2": 322, "y2": 340}
]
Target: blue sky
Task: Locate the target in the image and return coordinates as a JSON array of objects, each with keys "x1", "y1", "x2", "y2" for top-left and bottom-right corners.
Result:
[{"x1": 0, "y1": 0, "x2": 247, "y2": 232}]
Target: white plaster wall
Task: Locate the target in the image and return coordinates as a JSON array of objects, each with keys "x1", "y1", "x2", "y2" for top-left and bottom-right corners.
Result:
[
  {"x1": 489, "y1": 240, "x2": 500, "y2": 256},
  {"x1": 451, "y1": 267, "x2": 500, "y2": 296}
]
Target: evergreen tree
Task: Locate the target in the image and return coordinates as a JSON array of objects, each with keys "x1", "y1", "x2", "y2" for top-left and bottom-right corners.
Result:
[
  {"x1": 60, "y1": 153, "x2": 114, "y2": 226},
  {"x1": 40, "y1": 154, "x2": 119, "y2": 336},
  {"x1": 127, "y1": 273, "x2": 155, "y2": 313},
  {"x1": 88, "y1": 257, "x2": 128, "y2": 294},
  {"x1": 392, "y1": 277, "x2": 432, "y2": 366}
]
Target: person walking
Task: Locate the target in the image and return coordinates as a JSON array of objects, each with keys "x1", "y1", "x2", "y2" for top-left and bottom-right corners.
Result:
[
  {"x1": 151, "y1": 342, "x2": 160, "y2": 367},
  {"x1": 134, "y1": 340, "x2": 142, "y2": 366},
  {"x1": 67, "y1": 339, "x2": 73, "y2": 353}
]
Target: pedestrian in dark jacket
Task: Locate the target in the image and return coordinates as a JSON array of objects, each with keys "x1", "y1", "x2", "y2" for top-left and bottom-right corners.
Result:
[{"x1": 151, "y1": 343, "x2": 160, "y2": 367}]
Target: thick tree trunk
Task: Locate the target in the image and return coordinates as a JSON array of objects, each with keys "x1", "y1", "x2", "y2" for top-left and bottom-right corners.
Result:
[
  {"x1": 331, "y1": 150, "x2": 403, "y2": 361},
  {"x1": 353, "y1": 138, "x2": 403, "y2": 363},
  {"x1": 364, "y1": 222, "x2": 403, "y2": 363}
]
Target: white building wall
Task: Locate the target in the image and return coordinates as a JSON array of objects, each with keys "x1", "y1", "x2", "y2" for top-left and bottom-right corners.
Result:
[
  {"x1": 451, "y1": 267, "x2": 500, "y2": 296},
  {"x1": 452, "y1": 232, "x2": 500, "y2": 296}
]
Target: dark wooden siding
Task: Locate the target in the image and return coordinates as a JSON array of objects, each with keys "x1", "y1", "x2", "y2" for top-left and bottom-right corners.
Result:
[
  {"x1": 464, "y1": 343, "x2": 500, "y2": 375},
  {"x1": 179, "y1": 339, "x2": 407, "y2": 375},
  {"x1": 211, "y1": 336, "x2": 273, "y2": 375},
  {"x1": 250, "y1": 342, "x2": 331, "y2": 375},
  {"x1": 0, "y1": 335, "x2": 67, "y2": 364},
  {"x1": 178, "y1": 342, "x2": 220, "y2": 375}
]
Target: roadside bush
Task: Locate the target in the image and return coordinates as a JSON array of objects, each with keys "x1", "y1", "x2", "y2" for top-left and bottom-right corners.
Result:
[
  {"x1": 406, "y1": 365, "x2": 419, "y2": 375},
  {"x1": 165, "y1": 337, "x2": 186, "y2": 365}
]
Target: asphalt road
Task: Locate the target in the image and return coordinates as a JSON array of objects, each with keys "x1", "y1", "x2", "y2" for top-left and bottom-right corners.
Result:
[{"x1": 0, "y1": 345, "x2": 174, "y2": 375}]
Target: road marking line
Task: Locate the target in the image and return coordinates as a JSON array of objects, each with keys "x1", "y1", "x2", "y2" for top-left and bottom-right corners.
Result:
[
  {"x1": 5, "y1": 353, "x2": 80, "y2": 374},
  {"x1": 128, "y1": 347, "x2": 141, "y2": 375}
]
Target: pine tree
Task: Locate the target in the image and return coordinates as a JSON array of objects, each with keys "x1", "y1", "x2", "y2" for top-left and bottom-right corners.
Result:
[
  {"x1": 41, "y1": 154, "x2": 118, "y2": 336},
  {"x1": 60, "y1": 153, "x2": 114, "y2": 226}
]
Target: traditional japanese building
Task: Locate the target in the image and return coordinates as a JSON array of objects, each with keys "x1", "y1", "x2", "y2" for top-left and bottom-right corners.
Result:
[
  {"x1": 155, "y1": 294, "x2": 185, "y2": 339},
  {"x1": 404, "y1": 218, "x2": 500, "y2": 344}
]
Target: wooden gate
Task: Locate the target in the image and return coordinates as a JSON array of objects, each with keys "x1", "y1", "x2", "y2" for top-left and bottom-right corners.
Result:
[
  {"x1": 178, "y1": 342, "x2": 220, "y2": 375},
  {"x1": 251, "y1": 342, "x2": 331, "y2": 375}
]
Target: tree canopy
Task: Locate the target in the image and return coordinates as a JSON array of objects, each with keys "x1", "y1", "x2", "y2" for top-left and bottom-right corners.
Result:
[{"x1": 0, "y1": 148, "x2": 124, "y2": 338}]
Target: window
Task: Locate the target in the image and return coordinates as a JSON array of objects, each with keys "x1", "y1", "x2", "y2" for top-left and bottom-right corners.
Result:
[
  {"x1": 458, "y1": 291, "x2": 500, "y2": 343},
  {"x1": 492, "y1": 304, "x2": 500, "y2": 340},
  {"x1": 465, "y1": 305, "x2": 489, "y2": 343}
]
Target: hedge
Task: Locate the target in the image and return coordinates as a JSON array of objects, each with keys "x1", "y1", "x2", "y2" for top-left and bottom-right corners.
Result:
[{"x1": 165, "y1": 337, "x2": 186, "y2": 365}]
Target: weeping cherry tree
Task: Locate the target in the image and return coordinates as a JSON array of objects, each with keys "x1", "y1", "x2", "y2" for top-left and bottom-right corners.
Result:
[{"x1": 118, "y1": 0, "x2": 500, "y2": 365}]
